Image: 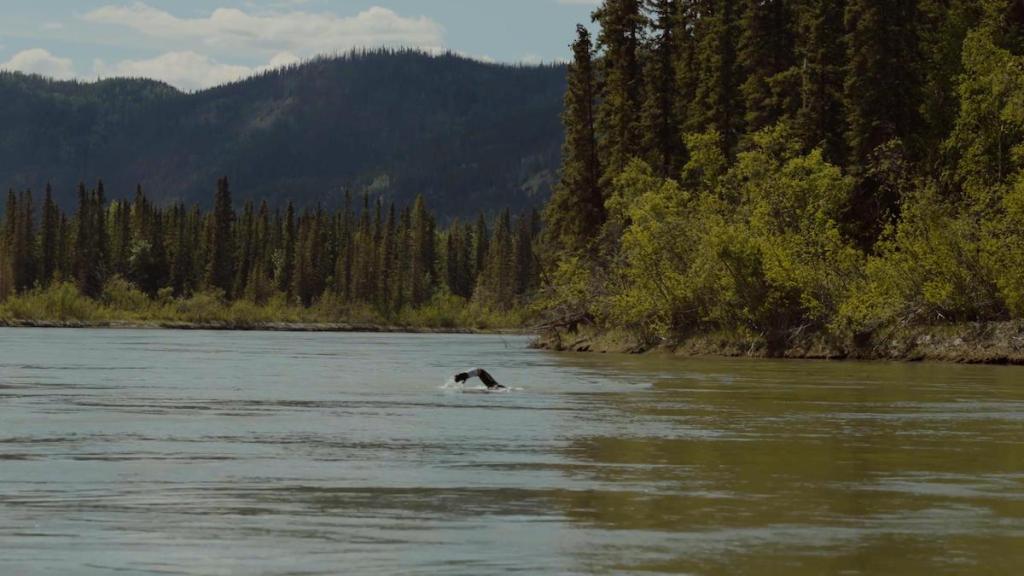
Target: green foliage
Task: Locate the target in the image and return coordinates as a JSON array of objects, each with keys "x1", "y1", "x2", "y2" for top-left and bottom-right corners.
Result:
[
  {"x1": 602, "y1": 126, "x2": 863, "y2": 341},
  {"x1": 0, "y1": 282, "x2": 101, "y2": 322},
  {"x1": 681, "y1": 131, "x2": 729, "y2": 191},
  {"x1": 948, "y1": 26, "x2": 1024, "y2": 200},
  {"x1": 538, "y1": 0, "x2": 1024, "y2": 350},
  {"x1": 838, "y1": 186, "x2": 1000, "y2": 332},
  {"x1": 537, "y1": 255, "x2": 602, "y2": 323},
  {"x1": 102, "y1": 276, "x2": 150, "y2": 312},
  {"x1": 606, "y1": 161, "x2": 696, "y2": 333},
  {"x1": 738, "y1": 126, "x2": 862, "y2": 326},
  {"x1": 0, "y1": 176, "x2": 539, "y2": 329},
  {"x1": 983, "y1": 176, "x2": 1024, "y2": 316}
]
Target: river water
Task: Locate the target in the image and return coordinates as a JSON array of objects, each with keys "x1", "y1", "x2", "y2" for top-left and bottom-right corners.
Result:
[{"x1": 0, "y1": 328, "x2": 1022, "y2": 575}]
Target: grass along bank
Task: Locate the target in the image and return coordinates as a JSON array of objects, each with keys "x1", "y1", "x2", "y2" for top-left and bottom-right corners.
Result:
[{"x1": 0, "y1": 280, "x2": 531, "y2": 332}]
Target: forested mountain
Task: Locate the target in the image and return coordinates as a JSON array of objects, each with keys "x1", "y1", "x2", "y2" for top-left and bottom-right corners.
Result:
[
  {"x1": 543, "y1": 0, "x2": 1024, "y2": 349},
  {"x1": 0, "y1": 50, "x2": 566, "y2": 218}
]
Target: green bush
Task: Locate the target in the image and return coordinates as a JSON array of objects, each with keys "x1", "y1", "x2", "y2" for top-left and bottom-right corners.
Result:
[
  {"x1": 984, "y1": 176, "x2": 1024, "y2": 316},
  {"x1": 102, "y1": 276, "x2": 150, "y2": 313},
  {"x1": 605, "y1": 126, "x2": 863, "y2": 341},
  {"x1": 837, "y1": 186, "x2": 1001, "y2": 333},
  {"x1": 0, "y1": 282, "x2": 102, "y2": 321}
]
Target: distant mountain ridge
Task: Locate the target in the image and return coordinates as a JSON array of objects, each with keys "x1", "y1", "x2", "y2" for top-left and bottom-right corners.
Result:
[{"x1": 0, "y1": 50, "x2": 566, "y2": 217}]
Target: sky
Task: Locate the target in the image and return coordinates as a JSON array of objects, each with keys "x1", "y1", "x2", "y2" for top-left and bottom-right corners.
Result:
[{"x1": 0, "y1": 0, "x2": 600, "y2": 91}]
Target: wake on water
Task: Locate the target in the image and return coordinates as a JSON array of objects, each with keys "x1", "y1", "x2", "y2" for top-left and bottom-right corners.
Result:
[{"x1": 439, "y1": 378, "x2": 522, "y2": 394}]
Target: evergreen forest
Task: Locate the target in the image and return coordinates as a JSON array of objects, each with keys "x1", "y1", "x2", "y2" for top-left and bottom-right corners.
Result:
[
  {"x1": 0, "y1": 179, "x2": 539, "y2": 327},
  {"x1": 542, "y1": 0, "x2": 1024, "y2": 349},
  {"x1": 4, "y1": 0, "x2": 1024, "y2": 341}
]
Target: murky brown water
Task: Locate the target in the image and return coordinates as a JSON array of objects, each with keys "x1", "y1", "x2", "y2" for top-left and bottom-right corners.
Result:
[{"x1": 1, "y1": 328, "x2": 1022, "y2": 574}]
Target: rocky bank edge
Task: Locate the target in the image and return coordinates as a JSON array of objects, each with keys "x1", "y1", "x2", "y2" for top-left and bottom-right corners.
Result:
[{"x1": 530, "y1": 321, "x2": 1024, "y2": 364}]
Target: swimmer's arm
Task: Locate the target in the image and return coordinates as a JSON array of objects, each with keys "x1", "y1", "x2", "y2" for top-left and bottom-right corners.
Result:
[{"x1": 454, "y1": 368, "x2": 482, "y2": 383}]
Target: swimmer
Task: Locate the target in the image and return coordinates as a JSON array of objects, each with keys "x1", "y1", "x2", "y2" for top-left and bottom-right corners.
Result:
[{"x1": 453, "y1": 368, "x2": 505, "y2": 390}]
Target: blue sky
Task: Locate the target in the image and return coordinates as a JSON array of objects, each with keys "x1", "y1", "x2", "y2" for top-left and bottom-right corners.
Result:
[{"x1": 0, "y1": 0, "x2": 600, "y2": 90}]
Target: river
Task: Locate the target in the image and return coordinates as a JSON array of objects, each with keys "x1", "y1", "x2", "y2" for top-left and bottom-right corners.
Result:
[{"x1": 1, "y1": 328, "x2": 1022, "y2": 575}]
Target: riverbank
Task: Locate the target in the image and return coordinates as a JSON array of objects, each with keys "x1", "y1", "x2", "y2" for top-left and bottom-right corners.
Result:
[
  {"x1": 0, "y1": 318, "x2": 520, "y2": 334},
  {"x1": 531, "y1": 321, "x2": 1024, "y2": 365},
  {"x1": 0, "y1": 282, "x2": 531, "y2": 334}
]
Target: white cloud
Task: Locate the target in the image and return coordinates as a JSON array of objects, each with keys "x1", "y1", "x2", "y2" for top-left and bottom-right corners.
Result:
[
  {"x1": 94, "y1": 51, "x2": 253, "y2": 91},
  {"x1": 83, "y1": 3, "x2": 445, "y2": 58},
  {"x1": 94, "y1": 49, "x2": 314, "y2": 91},
  {"x1": 1, "y1": 48, "x2": 75, "y2": 79},
  {"x1": 42, "y1": 21, "x2": 65, "y2": 31},
  {"x1": 256, "y1": 51, "x2": 302, "y2": 73}
]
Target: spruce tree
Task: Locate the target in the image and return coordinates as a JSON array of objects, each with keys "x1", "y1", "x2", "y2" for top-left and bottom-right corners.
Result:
[
  {"x1": 74, "y1": 183, "x2": 101, "y2": 297},
  {"x1": 796, "y1": 0, "x2": 848, "y2": 162},
  {"x1": 234, "y1": 200, "x2": 255, "y2": 297},
  {"x1": 170, "y1": 203, "x2": 194, "y2": 297},
  {"x1": 546, "y1": 24, "x2": 606, "y2": 255},
  {"x1": 378, "y1": 203, "x2": 397, "y2": 309},
  {"x1": 595, "y1": 0, "x2": 646, "y2": 187},
  {"x1": 479, "y1": 209, "x2": 514, "y2": 308},
  {"x1": 2, "y1": 191, "x2": 17, "y2": 295},
  {"x1": 352, "y1": 194, "x2": 376, "y2": 302},
  {"x1": 513, "y1": 213, "x2": 536, "y2": 296},
  {"x1": 472, "y1": 212, "x2": 489, "y2": 284},
  {"x1": 41, "y1": 184, "x2": 59, "y2": 285},
  {"x1": 739, "y1": 0, "x2": 798, "y2": 133},
  {"x1": 844, "y1": 0, "x2": 923, "y2": 166},
  {"x1": 692, "y1": 0, "x2": 745, "y2": 156},
  {"x1": 278, "y1": 201, "x2": 296, "y2": 296},
  {"x1": 409, "y1": 195, "x2": 434, "y2": 306},
  {"x1": 675, "y1": 0, "x2": 701, "y2": 135},
  {"x1": 393, "y1": 207, "x2": 412, "y2": 309},
  {"x1": 110, "y1": 200, "x2": 131, "y2": 279},
  {"x1": 917, "y1": 0, "x2": 984, "y2": 168},
  {"x1": 641, "y1": 0, "x2": 685, "y2": 177},
  {"x1": 206, "y1": 177, "x2": 236, "y2": 297},
  {"x1": 93, "y1": 181, "x2": 109, "y2": 286},
  {"x1": 844, "y1": 0, "x2": 924, "y2": 245},
  {"x1": 56, "y1": 214, "x2": 70, "y2": 283},
  {"x1": 11, "y1": 190, "x2": 37, "y2": 292}
]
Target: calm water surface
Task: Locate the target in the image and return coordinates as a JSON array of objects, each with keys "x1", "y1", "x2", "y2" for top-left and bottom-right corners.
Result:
[{"x1": 1, "y1": 328, "x2": 1022, "y2": 575}]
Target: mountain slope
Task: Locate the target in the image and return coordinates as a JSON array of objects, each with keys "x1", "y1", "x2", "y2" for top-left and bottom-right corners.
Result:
[{"x1": 0, "y1": 51, "x2": 566, "y2": 217}]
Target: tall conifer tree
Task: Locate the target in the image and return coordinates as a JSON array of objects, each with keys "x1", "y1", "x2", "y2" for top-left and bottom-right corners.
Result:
[
  {"x1": 546, "y1": 25, "x2": 605, "y2": 255},
  {"x1": 641, "y1": 0, "x2": 685, "y2": 177},
  {"x1": 692, "y1": 0, "x2": 745, "y2": 156},
  {"x1": 206, "y1": 177, "x2": 236, "y2": 296},
  {"x1": 41, "y1": 184, "x2": 59, "y2": 285},
  {"x1": 796, "y1": 0, "x2": 848, "y2": 162},
  {"x1": 739, "y1": 0, "x2": 798, "y2": 133},
  {"x1": 595, "y1": 0, "x2": 645, "y2": 187}
]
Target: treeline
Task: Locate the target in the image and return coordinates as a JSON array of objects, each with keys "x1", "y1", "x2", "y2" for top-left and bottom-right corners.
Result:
[
  {"x1": 544, "y1": 0, "x2": 1024, "y2": 346},
  {"x1": 0, "y1": 179, "x2": 540, "y2": 318}
]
